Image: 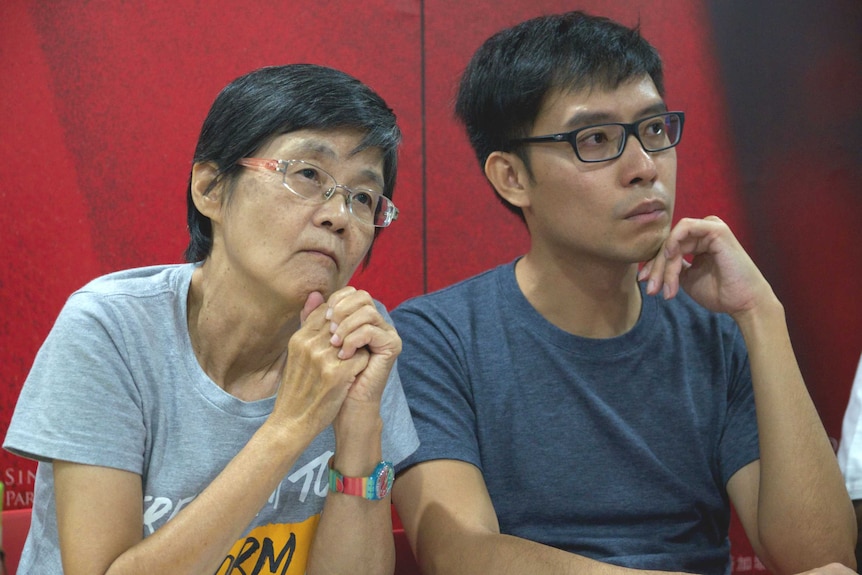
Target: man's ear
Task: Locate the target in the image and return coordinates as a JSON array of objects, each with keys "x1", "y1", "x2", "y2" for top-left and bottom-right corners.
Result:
[
  {"x1": 190, "y1": 162, "x2": 223, "y2": 222},
  {"x1": 484, "y1": 151, "x2": 530, "y2": 209}
]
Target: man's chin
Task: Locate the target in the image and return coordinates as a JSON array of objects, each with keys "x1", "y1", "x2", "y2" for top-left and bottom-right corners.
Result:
[{"x1": 636, "y1": 236, "x2": 667, "y2": 264}]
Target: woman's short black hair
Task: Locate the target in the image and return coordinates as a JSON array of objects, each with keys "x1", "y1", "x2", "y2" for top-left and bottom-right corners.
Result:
[{"x1": 184, "y1": 64, "x2": 401, "y2": 262}]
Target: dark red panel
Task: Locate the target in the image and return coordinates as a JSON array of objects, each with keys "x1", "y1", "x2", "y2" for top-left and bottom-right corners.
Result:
[
  {"x1": 0, "y1": 1, "x2": 102, "y2": 507},
  {"x1": 706, "y1": 0, "x2": 862, "y2": 445},
  {"x1": 22, "y1": 0, "x2": 424, "y2": 308}
]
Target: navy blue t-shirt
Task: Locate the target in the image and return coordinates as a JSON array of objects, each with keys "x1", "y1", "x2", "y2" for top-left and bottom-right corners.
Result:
[{"x1": 393, "y1": 259, "x2": 759, "y2": 575}]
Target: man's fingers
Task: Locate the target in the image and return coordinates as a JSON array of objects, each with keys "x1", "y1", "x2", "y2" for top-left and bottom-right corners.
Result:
[
  {"x1": 642, "y1": 217, "x2": 724, "y2": 299},
  {"x1": 664, "y1": 216, "x2": 726, "y2": 258}
]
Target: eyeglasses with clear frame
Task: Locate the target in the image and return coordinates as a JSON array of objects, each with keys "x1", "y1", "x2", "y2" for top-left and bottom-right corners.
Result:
[
  {"x1": 508, "y1": 111, "x2": 685, "y2": 163},
  {"x1": 235, "y1": 158, "x2": 399, "y2": 228}
]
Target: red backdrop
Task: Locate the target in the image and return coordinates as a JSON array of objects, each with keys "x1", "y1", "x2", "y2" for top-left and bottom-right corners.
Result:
[{"x1": 2, "y1": 1, "x2": 860, "y2": 572}]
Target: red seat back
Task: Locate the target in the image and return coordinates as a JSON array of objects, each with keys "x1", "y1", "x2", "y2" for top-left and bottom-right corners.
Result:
[{"x1": 2, "y1": 508, "x2": 32, "y2": 575}]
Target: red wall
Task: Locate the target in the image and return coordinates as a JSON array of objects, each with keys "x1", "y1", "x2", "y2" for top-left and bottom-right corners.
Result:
[{"x1": 2, "y1": 1, "x2": 860, "y2": 572}]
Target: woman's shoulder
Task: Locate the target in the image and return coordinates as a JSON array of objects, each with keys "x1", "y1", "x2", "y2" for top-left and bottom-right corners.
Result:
[
  {"x1": 59, "y1": 263, "x2": 195, "y2": 329},
  {"x1": 77, "y1": 263, "x2": 194, "y2": 297}
]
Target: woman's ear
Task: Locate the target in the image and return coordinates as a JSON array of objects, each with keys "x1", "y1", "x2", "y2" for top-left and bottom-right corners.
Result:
[
  {"x1": 484, "y1": 151, "x2": 531, "y2": 209},
  {"x1": 190, "y1": 162, "x2": 223, "y2": 221}
]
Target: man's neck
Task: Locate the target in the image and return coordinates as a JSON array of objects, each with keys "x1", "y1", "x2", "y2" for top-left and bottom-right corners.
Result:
[{"x1": 514, "y1": 252, "x2": 643, "y2": 339}]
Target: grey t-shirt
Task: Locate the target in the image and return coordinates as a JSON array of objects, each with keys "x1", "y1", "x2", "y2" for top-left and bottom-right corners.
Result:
[
  {"x1": 4, "y1": 263, "x2": 419, "y2": 574},
  {"x1": 393, "y1": 259, "x2": 758, "y2": 575}
]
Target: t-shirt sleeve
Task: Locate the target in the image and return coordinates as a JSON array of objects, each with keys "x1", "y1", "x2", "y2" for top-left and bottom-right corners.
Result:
[
  {"x1": 3, "y1": 291, "x2": 146, "y2": 474},
  {"x1": 717, "y1": 324, "x2": 760, "y2": 486},
  {"x1": 838, "y1": 353, "x2": 862, "y2": 499},
  {"x1": 391, "y1": 299, "x2": 481, "y2": 474}
]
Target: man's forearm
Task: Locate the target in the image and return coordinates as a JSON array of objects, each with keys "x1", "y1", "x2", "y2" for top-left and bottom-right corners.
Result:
[
  {"x1": 734, "y1": 297, "x2": 856, "y2": 571},
  {"x1": 417, "y1": 529, "x2": 685, "y2": 575}
]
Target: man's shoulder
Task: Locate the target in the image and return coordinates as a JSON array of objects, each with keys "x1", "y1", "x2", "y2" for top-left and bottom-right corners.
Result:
[
  {"x1": 394, "y1": 262, "x2": 512, "y2": 316},
  {"x1": 647, "y1": 287, "x2": 742, "y2": 351},
  {"x1": 656, "y1": 287, "x2": 737, "y2": 326}
]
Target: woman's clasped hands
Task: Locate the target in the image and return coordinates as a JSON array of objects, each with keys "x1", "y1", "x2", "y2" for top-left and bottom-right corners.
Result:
[{"x1": 272, "y1": 287, "x2": 401, "y2": 440}]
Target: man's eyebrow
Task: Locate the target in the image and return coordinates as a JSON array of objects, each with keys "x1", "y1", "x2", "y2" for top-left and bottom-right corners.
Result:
[
  {"x1": 562, "y1": 102, "x2": 669, "y2": 130},
  {"x1": 563, "y1": 111, "x2": 615, "y2": 129},
  {"x1": 635, "y1": 102, "x2": 670, "y2": 118}
]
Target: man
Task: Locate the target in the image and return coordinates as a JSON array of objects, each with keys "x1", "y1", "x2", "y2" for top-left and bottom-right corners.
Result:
[{"x1": 391, "y1": 11, "x2": 855, "y2": 575}]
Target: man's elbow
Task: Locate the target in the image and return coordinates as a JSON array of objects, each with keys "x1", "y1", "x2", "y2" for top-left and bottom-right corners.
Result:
[{"x1": 759, "y1": 532, "x2": 857, "y2": 575}]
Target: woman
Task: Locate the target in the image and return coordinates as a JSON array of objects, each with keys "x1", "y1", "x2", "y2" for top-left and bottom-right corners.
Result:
[{"x1": 3, "y1": 64, "x2": 418, "y2": 575}]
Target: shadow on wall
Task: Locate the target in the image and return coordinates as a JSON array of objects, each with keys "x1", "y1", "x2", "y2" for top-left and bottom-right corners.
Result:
[{"x1": 707, "y1": 0, "x2": 862, "y2": 438}]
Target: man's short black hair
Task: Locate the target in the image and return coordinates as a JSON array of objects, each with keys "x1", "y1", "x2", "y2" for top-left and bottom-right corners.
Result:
[{"x1": 455, "y1": 11, "x2": 664, "y2": 218}]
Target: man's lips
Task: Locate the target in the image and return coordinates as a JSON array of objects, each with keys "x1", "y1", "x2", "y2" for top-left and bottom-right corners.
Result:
[{"x1": 624, "y1": 199, "x2": 667, "y2": 220}]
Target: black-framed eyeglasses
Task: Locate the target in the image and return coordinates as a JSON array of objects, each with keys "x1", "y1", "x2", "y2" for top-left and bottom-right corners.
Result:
[
  {"x1": 508, "y1": 111, "x2": 685, "y2": 163},
  {"x1": 236, "y1": 158, "x2": 399, "y2": 228}
]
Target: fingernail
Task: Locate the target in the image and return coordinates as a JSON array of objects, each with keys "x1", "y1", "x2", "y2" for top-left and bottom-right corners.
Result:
[
  {"x1": 330, "y1": 333, "x2": 341, "y2": 346},
  {"x1": 647, "y1": 279, "x2": 657, "y2": 294},
  {"x1": 329, "y1": 322, "x2": 338, "y2": 334},
  {"x1": 325, "y1": 307, "x2": 333, "y2": 320},
  {"x1": 637, "y1": 267, "x2": 647, "y2": 281},
  {"x1": 663, "y1": 284, "x2": 671, "y2": 299}
]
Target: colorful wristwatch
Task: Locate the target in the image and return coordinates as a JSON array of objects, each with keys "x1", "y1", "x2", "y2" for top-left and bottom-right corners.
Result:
[{"x1": 328, "y1": 460, "x2": 395, "y2": 500}]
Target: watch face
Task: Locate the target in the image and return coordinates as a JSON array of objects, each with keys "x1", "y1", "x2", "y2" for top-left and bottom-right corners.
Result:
[{"x1": 375, "y1": 462, "x2": 394, "y2": 499}]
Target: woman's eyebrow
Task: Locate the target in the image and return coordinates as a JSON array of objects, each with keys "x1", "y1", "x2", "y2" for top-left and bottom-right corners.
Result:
[
  {"x1": 282, "y1": 139, "x2": 384, "y2": 189},
  {"x1": 289, "y1": 140, "x2": 339, "y2": 159}
]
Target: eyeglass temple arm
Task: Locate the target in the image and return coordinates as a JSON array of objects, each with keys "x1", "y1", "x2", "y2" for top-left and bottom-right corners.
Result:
[
  {"x1": 512, "y1": 134, "x2": 568, "y2": 145},
  {"x1": 236, "y1": 158, "x2": 280, "y2": 172}
]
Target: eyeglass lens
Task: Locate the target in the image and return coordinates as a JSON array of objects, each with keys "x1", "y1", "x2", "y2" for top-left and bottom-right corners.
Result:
[
  {"x1": 281, "y1": 161, "x2": 391, "y2": 227},
  {"x1": 575, "y1": 113, "x2": 682, "y2": 162}
]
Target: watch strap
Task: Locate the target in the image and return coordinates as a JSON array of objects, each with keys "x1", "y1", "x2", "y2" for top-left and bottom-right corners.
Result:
[{"x1": 328, "y1": 460, "x2": 394, "y2": 500}]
